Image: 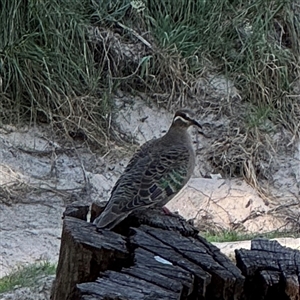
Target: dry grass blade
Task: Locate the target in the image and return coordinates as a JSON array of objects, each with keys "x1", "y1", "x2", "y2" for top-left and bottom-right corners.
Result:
[
  {"x1": 0, "y1": 0, "x2": 111, "y2": 149},
  {"x1": 1, "y1": 0, "x2": 299, "y2": 199}
]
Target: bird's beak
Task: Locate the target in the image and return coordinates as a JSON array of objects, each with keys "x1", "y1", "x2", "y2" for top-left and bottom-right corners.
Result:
[
  {"x1": 192, "y1": 120, "x2": 202, "y2": 129},
  {"x1": 192, "y1": 120, "x2": 210, "y2": 138}
]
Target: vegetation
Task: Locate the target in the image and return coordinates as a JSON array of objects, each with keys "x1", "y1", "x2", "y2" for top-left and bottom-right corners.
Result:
[
  {"x1": 0, "y1": 0, "x2": 299, "y2": 180},
  {"x1": 1, "y1": 1, "x2": 299, "y2": 292},
  {"x1": 202, "y1": 229, "x2": 299, "y2": 243},
  {"x1": 0, "y1": 261, "x2": 56, "y2": 294},
  {"x1": 0, "y1": 0, "x2": 111, "y2": 147}
]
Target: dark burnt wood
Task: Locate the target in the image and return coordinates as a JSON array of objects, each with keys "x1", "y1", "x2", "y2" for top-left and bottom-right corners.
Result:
[
  {"x1": 63, "y1": 201, "x2": 90, "y2": 220},
  {"x1": 51, "y1": 201, "x2": 246, "y2": 300},
  {"x1": 50, "y1": 217, "x2": 130, "y2": 300},
  {"x1": 235, "y1": 238, "x2": 300, "y2": 300}
]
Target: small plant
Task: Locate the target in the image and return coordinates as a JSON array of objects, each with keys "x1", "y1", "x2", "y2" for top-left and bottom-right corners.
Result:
[
  {"x1": 0, "y1": 261, "x2": 56, "y2": 294},
  {"x1": 202, "y1": 230, "x2": 253, "y2": 243},
  {"x1": 0, "y1": 0, "x2": 111, "y2": 148},
  {"x1": 201, "y1": 229, "x2": 297, "y2": 243},
  {"x1": 246, "y1": 105, "x2": 273, "y2": 131}
]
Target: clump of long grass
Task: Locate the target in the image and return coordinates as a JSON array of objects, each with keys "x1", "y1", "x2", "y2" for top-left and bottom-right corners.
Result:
[
  {"x1": 142, "y1": 0, "x2": 300, "y2": 196},
  {"x1": 0, "y1": 0, "x2": 111, "y2": 147},
  {"x1": 1, "y1": 0, "x2": 299, "y2": 180},
  {"x1": 90, "y1": 0, "x2": 300, "y2": 131},
  {"x1": 0, "y1": 261, "x2": 56, "y2": 294},
  {"x1": 145, "y1": 0, "x2": 300, "y2": 130}
]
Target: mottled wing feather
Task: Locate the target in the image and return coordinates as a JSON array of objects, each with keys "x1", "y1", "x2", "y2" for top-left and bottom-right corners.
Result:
[
  {"x1": 140, "y1": 146, "x2": 190, "y2": 206},
  {"x1": 110, "y1": 139, "x2": 154, "y2": 196},
  {"x1": 94, "y1": 143, "x2": 191, "y2": 229}
]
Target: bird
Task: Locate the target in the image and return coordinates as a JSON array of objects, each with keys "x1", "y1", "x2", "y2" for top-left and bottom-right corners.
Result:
[{"x1": 93, "y1": 109, "x2": 202, "y2": 230}]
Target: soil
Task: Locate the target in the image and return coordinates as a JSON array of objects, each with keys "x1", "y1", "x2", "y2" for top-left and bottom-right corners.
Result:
[{"x1": 0, "y1": 98, "x2": 299, "y2": 299}]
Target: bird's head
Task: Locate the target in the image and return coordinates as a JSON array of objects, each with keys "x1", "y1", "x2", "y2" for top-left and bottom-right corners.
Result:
[{"x1": 172, "y1": 109, "x2": 202, "y2": 130}]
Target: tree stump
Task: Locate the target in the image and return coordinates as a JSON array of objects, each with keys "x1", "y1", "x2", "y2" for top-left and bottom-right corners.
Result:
[
  {"x1": 51, "y1": 203, "x2": 245, "y2": 300},
  {"x1": 235, "y1": 238, "x2": 300, "y2": 300},
  {"x1": 51, "y1": 201, "x2": 300, "y2": 299}
]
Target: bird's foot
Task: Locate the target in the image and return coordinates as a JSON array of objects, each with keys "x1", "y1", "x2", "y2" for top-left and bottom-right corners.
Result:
[{"x1": 162, "y1": 206, "x2": 179, "y2": 216}]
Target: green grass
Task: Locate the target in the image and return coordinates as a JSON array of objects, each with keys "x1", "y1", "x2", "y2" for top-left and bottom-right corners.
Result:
[
  {"x1": 0, "y1": 261, "x2": 56, "y2": 294},
  {"x1": 202, "y1": 230, "x2": 298, "y2": 243},
  {"x1": 1, "y1": 0, "x2": 96, "y2": 111},
  {"x1": 0, "y1": 0, "x2": 111, "y2": 147},
  {"x1": 2, "y1": 0, "x2": 299, "y2": 134},
  {"x1": 145, "y1": 0, "x2": 299, "y2": 131},
  {"x1": 245, "y1": 105, "x2": 273, "y2": 131},
  {"x1": 1, "y1": 0, "x2": 299, "y2": 172}
]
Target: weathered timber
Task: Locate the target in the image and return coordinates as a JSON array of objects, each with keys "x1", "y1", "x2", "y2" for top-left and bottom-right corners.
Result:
[
  {"x1": 51, "y1": 216, "x2": 130, "y2": 300},
  {"x1": 62, "y1": 201, "x2": 90, "y2": 221},
  {"x1": 130, "y1": 225, "x2": 244, "y2": 299},
  {"x1": 52, "y1": 201, "x2": 300, "y2": 299},
  {"x1": 90, "y1": 201, "x2": 106, "y2": 223},
  {"x1": 124, "y1": 208, "x2": 199, "y2": 237},
  {"x1": 51, "y1": 202, "x2": 245, "y2": 300},
  {"x1": 235, "y1": 238, "x2": 300, "y2": 300},
  {"x1": 77, "y1": 271, "x2": 180, "y2": 300}
]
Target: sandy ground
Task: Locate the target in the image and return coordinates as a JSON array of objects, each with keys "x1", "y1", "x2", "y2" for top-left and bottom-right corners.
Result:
[{"x1": 0, "y1": 100, "x2": 299, "y2": 299}]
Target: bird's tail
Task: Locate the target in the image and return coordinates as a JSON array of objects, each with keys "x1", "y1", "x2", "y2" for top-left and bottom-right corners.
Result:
[{"x1": 93, "y1": 209, "x2": 129, "y2": 230}]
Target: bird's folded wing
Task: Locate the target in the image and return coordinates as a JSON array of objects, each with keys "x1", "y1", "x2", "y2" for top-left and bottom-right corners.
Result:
[{"x1": 109, "y1": 145, "x2": 190, "y2": 213}]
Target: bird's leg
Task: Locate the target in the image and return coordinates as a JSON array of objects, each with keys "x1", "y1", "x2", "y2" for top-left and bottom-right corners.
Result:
[
  {"x1": 162, "y1": 206, "x2": 179, "y2": 216},
  {"x1": 162, "y1": 206, "x2": 171, "y2": 215}
]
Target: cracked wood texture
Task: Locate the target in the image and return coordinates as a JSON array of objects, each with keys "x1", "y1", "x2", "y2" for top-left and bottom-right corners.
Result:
[
  {"x1": 51, "y1": 202, "x2": 245, "y2": 300},
  {"x1": 235, "y1": 238, "x2": 300, "y2": 300}
]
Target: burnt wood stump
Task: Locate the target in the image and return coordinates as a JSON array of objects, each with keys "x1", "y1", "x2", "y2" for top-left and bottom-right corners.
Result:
[
  {"x1": 51, "y1": 202, "x2": 300, "y2": 299},
  {"x1": 235, "y1": 238, "x2": 300, "y2": 300},
  {"x1": 50, "y1": 202, "x2": 245, "y2": 300}
]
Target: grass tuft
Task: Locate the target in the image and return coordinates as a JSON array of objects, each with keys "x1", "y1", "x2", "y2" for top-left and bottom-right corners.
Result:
[
  {"x1": 0, "y1": 261, "x2": 56, "y2": 294},
  {"x1": 145, "y1": 0, "x2": 300, "y2": 130},
  {"x1": 202, "y1": 229, "x2": 298, "y2": 243},
  {"x1": 1, "y1": 0, "x2": 299, "y2": 188},
  {"x1": 0, "y1": 0, "x2": 111, "y2": 148}
]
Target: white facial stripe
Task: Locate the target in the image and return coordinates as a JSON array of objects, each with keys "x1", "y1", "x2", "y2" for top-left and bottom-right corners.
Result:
[{"x1": 174, "y1": 115, "x2": 190, "y2": 124}]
